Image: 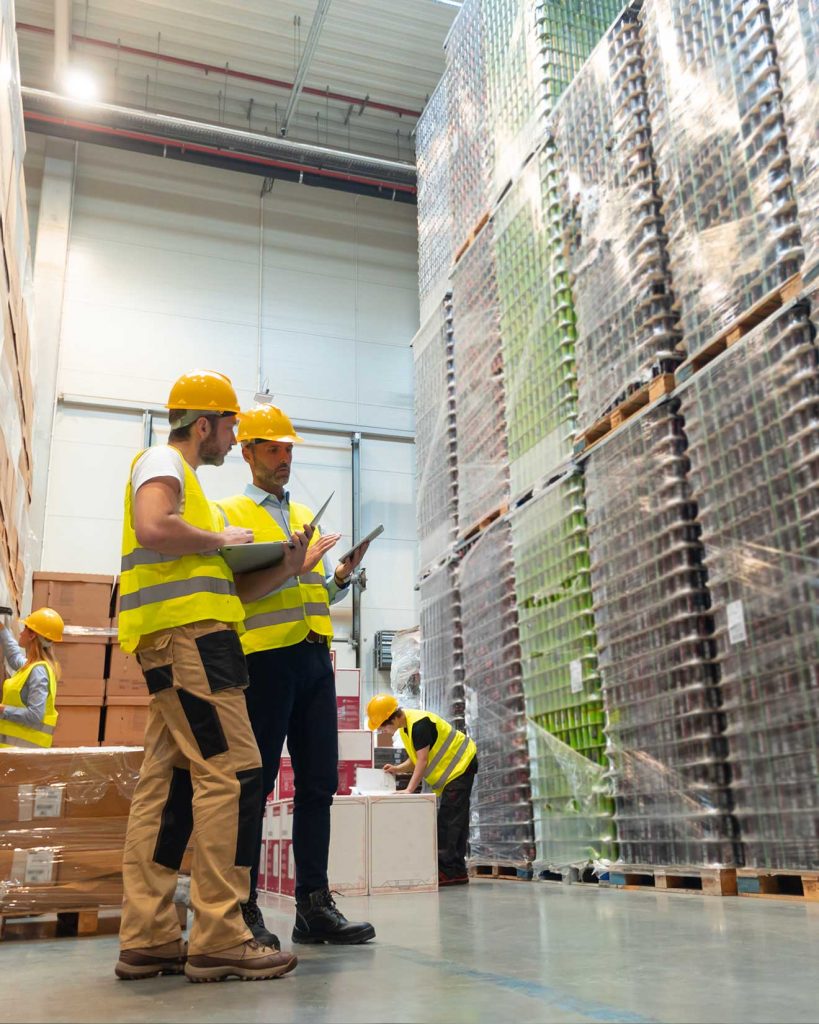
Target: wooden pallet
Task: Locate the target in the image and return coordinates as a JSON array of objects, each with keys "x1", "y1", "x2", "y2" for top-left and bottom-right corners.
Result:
[
  {"x1": 736, "y1": 868, "x2": 819, "y2": 902},
  {"x1": 469, "y1": 863, "x2": 533, "y2": 881},
  {"x1": 574, "y1": 373, "x2": 676, "y2": 455},
  {"x1": 457, "y1": 501, "x2": 509, "y2": 543},
  {"x1": 676, "y1": 273, "x2": 803, "y2": 384},
  {"x1": 537, "y1": 867, "x2": 599, "y2": 885},
  {"x1": 0, "y1": 901, "x2": 187, "y2": 941},
  {"x1": 601, "y1": 864, "x2": 737, "y2": 896},
  {"x1": 454, "y1": 211, "x2": 491, "y2": 264}
]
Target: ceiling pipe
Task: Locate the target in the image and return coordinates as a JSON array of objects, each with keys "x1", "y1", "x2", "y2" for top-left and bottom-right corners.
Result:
[
  {"x1": 17, "y1": 21, "x2": 422, "y2": 119},
  {"x1": 22, "y1": 88, "x2": 417, "y2": 202},
  {"x1": 280, "y1": 0, "x2": 332, "y2": 138}
]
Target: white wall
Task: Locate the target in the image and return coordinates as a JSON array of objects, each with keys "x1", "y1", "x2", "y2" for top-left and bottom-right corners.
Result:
[{"x1": 26, "y1": 138, "x2": 420, "y2": 692}]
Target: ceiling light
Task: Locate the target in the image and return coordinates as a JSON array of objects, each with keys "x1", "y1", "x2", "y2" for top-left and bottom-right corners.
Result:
[{"x1": 62, "y1": 68, "x2": 98, "y2": 101}]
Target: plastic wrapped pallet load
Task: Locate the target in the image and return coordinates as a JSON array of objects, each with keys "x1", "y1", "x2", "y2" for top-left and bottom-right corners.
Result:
[{"x1": 676, "y1": 294, "x2": 819, "y2": 870}]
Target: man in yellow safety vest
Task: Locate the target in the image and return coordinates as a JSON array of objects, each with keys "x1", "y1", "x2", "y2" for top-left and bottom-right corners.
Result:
[
  {"x1": 116, "y1": 369, "x2": 310, "y2": 984},
  {"x1": 217, "y1": 403, "x2": 375, "y2": 947},
  {"x1": 366, "y1": 694, "x2": 477, "y2": 886}
]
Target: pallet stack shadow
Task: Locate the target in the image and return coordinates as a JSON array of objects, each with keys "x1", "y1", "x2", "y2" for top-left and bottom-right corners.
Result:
[{"x1": 0, "y1": 4, "x2": 35, "y2": 615}]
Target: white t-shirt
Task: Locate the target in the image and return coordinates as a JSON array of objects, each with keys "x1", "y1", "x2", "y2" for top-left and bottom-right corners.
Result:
[{"x1": 132, "y1": 446, "x2": 187, "y2": 510}]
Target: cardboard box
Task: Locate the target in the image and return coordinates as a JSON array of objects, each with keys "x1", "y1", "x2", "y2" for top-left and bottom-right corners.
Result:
[
  {"x1": 280, "y1": 800, "x2": 295, "y2": 899},
  {"x1": 0, "y1": 748, "x2": 144, "y2": 787},
  {"x1": 368, "y1": 794, "x2": 438, "y2": 894},
  {"x1": 52, "y1": 696, "x2": 103, "y2": 747},
  {"x1": 0, "y1": 781, "x2": 132, "y2": 823},
  {"x1": 261, "y1": 801, "x2": 281, "y2": 895},
  {"x1": 31, "y1": 572, "x2": 115, "y2": 629},
  {"x1": 335, "y1": 668, "x2": 361, "y2": 730},
  {"x1": 337, "y1": 730, "x2": 374, "y2": 796},
  {"x1": 328, "y1": 796, "x2": 368, "y2": 896},
  {"x1": 56, "y1": 635, "x2": 108, "y2": 698},
  {"x1": 106, "y1": 643, "x2": 146, "y2": 699},
  {"x1": 102, "y1": 697, "x2": 150, "y2": 746}
]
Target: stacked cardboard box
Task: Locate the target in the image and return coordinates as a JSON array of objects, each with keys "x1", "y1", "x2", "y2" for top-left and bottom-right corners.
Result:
[
  {"x1": 260, "y1": 793, "x2": 437, "y2": 898},
  {"x1": 0, "y1": 747, "x2": 142, "y2": 914},
  {"x1": 0, "y1": 4, "x2": 34, "y2": 615}
]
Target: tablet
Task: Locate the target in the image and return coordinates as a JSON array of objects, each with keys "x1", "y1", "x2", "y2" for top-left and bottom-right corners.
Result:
[
  {"x1": 220, "y1": 541, "x2": 285, "y2": 573},
  {"x1": 337, "y1": 524, "x2": 384, "y2": 564},
  {"x1": 310, "y1": 491, "x2": 334, "y2": 528}
]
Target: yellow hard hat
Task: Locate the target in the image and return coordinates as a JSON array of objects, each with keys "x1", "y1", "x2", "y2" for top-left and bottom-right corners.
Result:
[
  {"x1": 237, "y1": 404, "x2": 304, "y2": 445},
  {"x1": 366, "y1": 693, "x2": 399, "y2": 730},
  {"x1": 22, "y1": 607, "x2": 65, "y2": 643},
  {"x1": 166, "y1": 370, "x2": 240, "y2": 415}
]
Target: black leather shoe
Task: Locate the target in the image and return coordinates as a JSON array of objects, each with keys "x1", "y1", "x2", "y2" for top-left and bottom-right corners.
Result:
[
  {"x1": 241, "y1": 892, "x2": 281, "y2": 950},
  {"x1": 292, "y1": 889, "x2": 375, "y2": 945}
]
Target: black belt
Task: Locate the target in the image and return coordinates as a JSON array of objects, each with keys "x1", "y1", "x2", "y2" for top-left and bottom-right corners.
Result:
[{"x1": 305, "y1": 630, "x2": 329, "y2": 646}]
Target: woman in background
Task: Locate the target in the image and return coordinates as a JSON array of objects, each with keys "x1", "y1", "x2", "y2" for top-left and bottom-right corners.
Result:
[{"x1": 0, "y1": 607, "x2": 64, "y2": 748}]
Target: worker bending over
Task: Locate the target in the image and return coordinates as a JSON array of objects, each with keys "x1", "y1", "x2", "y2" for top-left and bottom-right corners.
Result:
[
  {"x1": 116, "y1": 370, "x2": 308, "y2": 984},
  {"x1": 366, "y1": 696, "x2": 477, "y2": 886}
]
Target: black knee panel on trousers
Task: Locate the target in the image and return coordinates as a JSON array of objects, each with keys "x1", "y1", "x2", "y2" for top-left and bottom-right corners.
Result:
[
  {"x1": 153, "y1": 765, "x2": 194, "y2": 870},
  {"x1": 195, "y1": 630, "x2": 250, "y2": 692},
  {"x1": 177, "y1": 689, "x2": 229, "y2": 760},
  {"x1": 235, "y1": 767, "x2": 263, "y2": 867}
]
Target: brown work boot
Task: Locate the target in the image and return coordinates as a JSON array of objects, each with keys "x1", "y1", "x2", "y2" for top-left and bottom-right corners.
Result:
[
  {"x1": 115, "y1": 938, "x2": 187, "y2": 980},
  {"x1": 184, "y1": 939, "x2": 297, "y2": 983}
]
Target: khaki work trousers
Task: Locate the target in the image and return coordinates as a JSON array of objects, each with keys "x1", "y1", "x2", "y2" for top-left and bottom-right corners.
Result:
[{"x1": 119, "y1": 620, "x2": 262, "y2": 956}]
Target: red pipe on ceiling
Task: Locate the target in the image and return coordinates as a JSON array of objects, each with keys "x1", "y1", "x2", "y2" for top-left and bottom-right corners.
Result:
[
  {"x1": 17, "y1": 21, "x2": 423, "y2": 119},
  {"x1": 23, "y1": 109, "x2": 418, "y2": 194}
]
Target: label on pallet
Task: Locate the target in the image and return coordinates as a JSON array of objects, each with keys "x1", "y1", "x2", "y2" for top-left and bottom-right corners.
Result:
[
  {"x1": 16, "y1": 784, "x2": 35, "y2": 821},
  {"x1": 26, "y1": 849, "x2": 56, "y2": 884},
  {"x1": 570, "y1": 660, "x2": 584, "y2": 694},
  {"x1": 33, "y1": 786, "x2": 64, "y2": 819},
  {"x1": 727, "y1": 600, "x2": 747, "y2": 645}
]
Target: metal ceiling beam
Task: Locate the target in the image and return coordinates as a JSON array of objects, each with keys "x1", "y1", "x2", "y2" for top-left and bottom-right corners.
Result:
[
  {"x1": 53, "y1": 0, "x2": 71, "y2": 85},
  {"x1": 18, "y1": 21, "x2": 423, "y2": 119},
  {"x1": 280, "y1": 0, "x2": 332, "y2": 138},
  {"x1": 22, "y1": 88, "x2": 417, "y2": 202}
]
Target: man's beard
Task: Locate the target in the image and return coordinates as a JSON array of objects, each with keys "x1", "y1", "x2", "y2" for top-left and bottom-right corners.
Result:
[
  {"x1": 200, "y1": 434, "x2": 226, "y2": 466},
  {"x1": 254, "y1": 463, "x2": 289, "y2": 490}
]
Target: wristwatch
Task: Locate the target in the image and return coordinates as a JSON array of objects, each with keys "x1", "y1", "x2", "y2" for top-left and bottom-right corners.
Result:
[{"x1": 333, "y1": 570, "x2": 351, "y2": 589}]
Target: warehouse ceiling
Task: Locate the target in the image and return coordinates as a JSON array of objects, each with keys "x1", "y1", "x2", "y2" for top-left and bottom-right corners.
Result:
[{"x1": 15, "y1": 0, "x2": 458, "y2": 163}]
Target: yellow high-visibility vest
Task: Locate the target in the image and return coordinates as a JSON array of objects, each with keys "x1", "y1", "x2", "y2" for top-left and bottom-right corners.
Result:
[
  {"x1": 400, "y1": 709, "x2": 476, "y2": 796},
  {"x1": 0, "y1": 661, "x2": 58, "y2": 748},
  {"x1": 118, "y1": 446, "x2": 244, "y2": 653},
  {"x1": 216, "y1": 494, "x2": 333, "y2": 655}
]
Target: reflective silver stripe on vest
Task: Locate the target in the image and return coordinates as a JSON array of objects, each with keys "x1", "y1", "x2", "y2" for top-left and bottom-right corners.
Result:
[
  {"x1": 300, "y1": 572, "x2": 326, "y2": 585},
  {"x1": 0, "y1": 731, "x2": 46, "y2": 748},
  {"x1": 119, "y1": 575, "x2": 236, "y2": 612},
  {"x1": 424, "y1": 727, "x2": 460, "y2": 779},
  {"x1": 432, "y1": 736, "x2": 470, "y2": 789},
  {"x1": 304, "y1": 602, "x2": 329, "y2": 617},
  {"x1": 244, "y1": 607, "x2": 311, "y2": 631},
  {"x1": 121, "y1": 549, "x2": 222, "y2": 572}
]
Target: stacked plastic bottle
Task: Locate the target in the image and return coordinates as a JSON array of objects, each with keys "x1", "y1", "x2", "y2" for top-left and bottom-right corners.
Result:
[
  {"x1": 584, "y1": 403, "x2": 738, "y2": 867},
  {"x1": 450, "y1": 222, "x2": 510, "y2": 533},
  {"x1": 769, "y1": 0, "x2": 819, "y2": 284},
  {"x1": 415, "y1": 78, "x2": 454, "y2": 325},
  {"x1": 413, "y1": 294, "x2": 458, "y2": 573},
  {"x1": 460, "y1": 517, "x2": 535, "y2": 866},
  {"x1": 419, "y1": 560, "x2": 466, "y2": 731},
  {"x1": 554, "y1": 6, "x2": 681, "y2": 429},
  {"x1": 511, "y1": 469, "x2": 615, "y2": 871},
  {"x1": 446, "y1": 0, "x2": 491, "y2": 252},
  {"x1": 482, "y1": 0, "x2": 627, "y2": 205},
  {"x1": 640, "y1": 0, "x2": 803, "y2": 356},
  {"x1": 677, "y1": 296, "x2": 819, "y2": 869},
  {"x1": 492, "y1": 150, "x2": 578, "y2": 499}
]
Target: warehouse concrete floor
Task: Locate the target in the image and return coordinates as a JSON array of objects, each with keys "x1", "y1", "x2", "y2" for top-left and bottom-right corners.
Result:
[{"x1": 3, "y1": 881, "x2": 818, "y2": 1023}]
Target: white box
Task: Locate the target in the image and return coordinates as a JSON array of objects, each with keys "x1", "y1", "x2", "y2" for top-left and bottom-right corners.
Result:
[
  {"x1": 280, "y1": 800, "x2": 295, "y2": 899},
  {"x1": 338, "y1": 730, "x2": 374, "y2": 795},
  {"x1": 335, "y1": 667, "x2": 361, "y2": 729},
  {"x1": 367, "y1": 794, "x2": 438, "y2": 894},
  {"x1": 327, "y1": 796, "x2": 368, "y2": 896}
]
